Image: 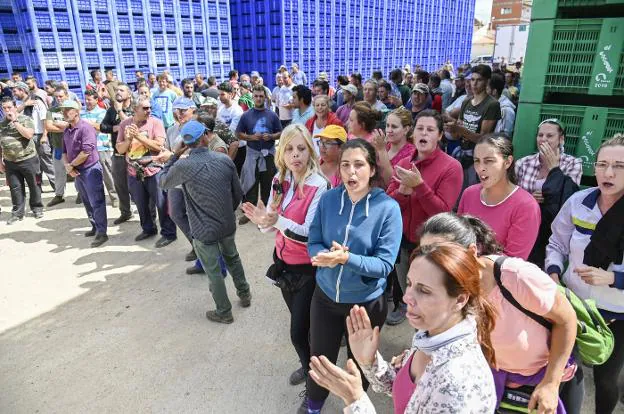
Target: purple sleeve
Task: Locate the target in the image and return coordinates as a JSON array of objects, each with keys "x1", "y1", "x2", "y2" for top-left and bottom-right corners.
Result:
[{"x1": 81, "y1": 124, "x2": 97, "y2": 154}]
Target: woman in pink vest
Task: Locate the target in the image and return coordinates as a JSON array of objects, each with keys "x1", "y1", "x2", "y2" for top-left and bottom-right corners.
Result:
[{"x1": 241, "y1": 123, "x2": 329, "y2": 387}]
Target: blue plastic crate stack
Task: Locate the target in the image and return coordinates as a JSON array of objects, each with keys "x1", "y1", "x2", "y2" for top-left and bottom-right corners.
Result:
[
  {"x1": 229, "y1": 0, "x2": 475, "y2": 88},
  {"x1": 0, "y1": 0, "x2": 233, "y2": 98}
]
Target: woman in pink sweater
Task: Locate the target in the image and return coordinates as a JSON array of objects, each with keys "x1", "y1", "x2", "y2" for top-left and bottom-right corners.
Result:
[
  {"x1": 458, "y1": 134, "x2": 540, "y2": 260},
  {"x1": 385, "y1": 110, "x2": 463, "y2": 324}
]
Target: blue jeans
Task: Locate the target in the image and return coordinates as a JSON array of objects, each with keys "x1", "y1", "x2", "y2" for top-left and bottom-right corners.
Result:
[
  {"x1": 75, "y1": 163, "x2": 107, "y2": 235},
  {"x1": 193, "y1": 233, "x2": 249, "y2": 316},
  {"x1": 127, "y1": 171, "x2": 176, "y2": 239}
]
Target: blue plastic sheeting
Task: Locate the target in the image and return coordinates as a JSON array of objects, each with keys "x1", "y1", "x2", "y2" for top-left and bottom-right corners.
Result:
[
  {"x1": 230, "y1": 0, "x2": 475, "y2": 88},
  {"x1": 0, "y1": 0, "x2": 233, "y2": 91}
]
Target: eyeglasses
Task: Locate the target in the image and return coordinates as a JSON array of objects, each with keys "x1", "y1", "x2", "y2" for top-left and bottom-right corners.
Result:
[
  {"x1": 142, "y1": 106, "x2": 151, "y2": 110},
  {"x1": 319, "y1": 141, "x2": 341, "y2": 147},
  {"x1": 594, "y1": 161, "x2": 624, "y2": 171}
]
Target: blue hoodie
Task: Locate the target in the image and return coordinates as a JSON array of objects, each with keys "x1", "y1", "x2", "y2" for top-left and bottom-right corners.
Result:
[{"x1": 308, "y1": 186, "x2": 402, "y2": 303}]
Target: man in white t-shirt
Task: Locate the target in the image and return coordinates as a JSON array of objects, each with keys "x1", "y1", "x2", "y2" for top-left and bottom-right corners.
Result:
[
  {"x1": 277, "y1": 72, "x2": 295, "y2": 127},
  {"x1": 216, "y1": 82, "x2": 245, "y2": 175}
]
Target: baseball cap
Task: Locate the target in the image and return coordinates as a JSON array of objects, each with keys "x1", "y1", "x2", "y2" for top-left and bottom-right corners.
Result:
[
  {"x1": 342, "y1": 84, "x2": 358, "y2": 97},
  {"x1": 200, "y1": 96, "x2": 219, "y2": 107},
  {"x1": 412, "y1": 83, "x2": 429, "y2": 95},
  {"x1": 172, "y1": 97, "x2": 196, "y2": 110},
  {"x1": 180, "y1": 120, "x2": 206, "y2": 145},
  {"x1": 314, "y1": 125, "x2": 347, "y2": 143},
  {"x1": 250, "y1": 71, "x2": 260, "y2": 78},
  {"x1": 12, "y1": 81, "x2": 29, "y2": 92},
  {"x1": 52, "y1": 99, "x2": 81, "y2": 111}
]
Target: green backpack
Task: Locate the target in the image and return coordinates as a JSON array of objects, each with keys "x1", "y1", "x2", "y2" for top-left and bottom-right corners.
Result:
[{"x1": 494, "y1": 257, "x2": 614, "y2": 366}]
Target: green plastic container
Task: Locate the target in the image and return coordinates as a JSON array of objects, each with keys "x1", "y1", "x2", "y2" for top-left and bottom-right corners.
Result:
[
  {"x1": 520, "y1": 18, "x2": 624, "y2": 103},
  {"x1": 532, "y1": 0, "x2": 624, "y2": 20},
  {"x1": 513, "y1": 102, "x2": 624, "y2": 175}
]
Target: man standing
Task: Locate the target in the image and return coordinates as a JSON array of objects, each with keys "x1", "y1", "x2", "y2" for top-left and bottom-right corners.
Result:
[
  {"x1": 160, "y1": 120, "x2": 251, "y2": 324},
  {"x1": 362, "y1": 79, "x2": 387, "y2": 112},
  {"x1": 25, "y1": 76, "x2": 50, "y2": 106},
  {"x1": 201, "y1": 76, "x2": 219, "y2": 100},
  {"x1": 445, "y1": 64, "x2": 501, "y2": 188},
  {"x1": 291, "y1": 63, "x2": 307, "y2": 86},
  {"x1": 116, "y1": 98, "x2": 177, "y2": 247},
  {"x1": 199, "y1": 97, "x2": 238, "y2": 161},
  {"x1": 451, "y1": 74, "x2": 466, "y2": 104},
  {"x1": 487, "y1": 73, "x2": 516, "y2": 138},
  {"x1": 0, "y1": 97, "x2": 43, "y2": 224},
  {"x1": 291, "y1": 85, "x2": 313, "y2": 125},
  {"x1": 12, "y1": 82, "x2": 55, "y2": 192},
  {"x1": 182, "y1": 79, "x2": 204, "y2": 108},
  {"x1": 82, "y1": 89, "x2": 117, "y2": 207},
  {"x1": 57, "y1": 100, "x2": 108, "y2": 247},
  {"x1": 277, "y1": 72, "x2": 294, "y2": 127},
  {"x1": 439, "y1": 69, "x2": 454, "y2": 110},
  {"x1": 194, "y1": 74, "x2": 208, "y2": 93},
  {"x1": 217, "y1": 82, "x2": 245, "y2": 174},
  {"x1": 100, "y1": 83, "x2": 134, "y2": 224},
  {"x1": 236, "y1": 85, "x2": 282, "y2": 225},
  {"x1": 152, "y1": 74, "x2": 177, "y2": 130},
  {"x1": 159, "y1": 97, "x2": 201, "y2": 270},
  {"x1": 44, "y1": 86, "x2": 70, "y2": 207}
]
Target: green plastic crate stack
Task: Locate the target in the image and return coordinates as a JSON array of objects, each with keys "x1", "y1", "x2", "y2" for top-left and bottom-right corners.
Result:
[{"x1": 514, "y1": 5, "x2": 624, "y2": 176}]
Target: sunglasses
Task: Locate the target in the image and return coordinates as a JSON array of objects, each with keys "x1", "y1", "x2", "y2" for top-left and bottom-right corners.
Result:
[{"x1": 142, "y1": 106, "x2": 151, "y2": 110}]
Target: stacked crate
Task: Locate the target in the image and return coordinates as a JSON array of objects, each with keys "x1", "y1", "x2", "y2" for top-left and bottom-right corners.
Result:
[
  {"x1": 0, "y1": 0, "x2": 233, "y2": 97},
  {"x1": 513, "y1": 1, "x2": 624, "y2": 178},
  {"x1": 229, "y1": 0, "x2": 475, "y2": 88}
]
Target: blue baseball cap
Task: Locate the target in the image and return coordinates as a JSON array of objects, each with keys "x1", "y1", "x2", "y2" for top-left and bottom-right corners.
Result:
[
  {"x1": 173, "y1": 97, "x2": 196, "y2": 110},
  {"x1": 180, "y1": 120, "x2": 206, "y2": 145}
]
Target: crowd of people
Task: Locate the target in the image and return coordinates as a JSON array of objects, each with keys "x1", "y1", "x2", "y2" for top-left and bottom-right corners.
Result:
[{"x1": 0, "y1": 60, "x2": 623, "y2": 414}]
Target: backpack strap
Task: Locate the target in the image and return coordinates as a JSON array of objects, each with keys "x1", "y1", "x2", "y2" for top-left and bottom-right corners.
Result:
[{"x1": 493, "y1": 256, "x2": 553, "y2": 331}]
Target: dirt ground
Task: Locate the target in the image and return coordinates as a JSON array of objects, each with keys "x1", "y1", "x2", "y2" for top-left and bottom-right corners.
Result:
[{"x1": 0, "y1": 179, "x2": 622, "y2": 414}]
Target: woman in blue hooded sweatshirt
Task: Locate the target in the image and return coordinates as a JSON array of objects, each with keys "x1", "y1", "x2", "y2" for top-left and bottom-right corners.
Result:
[{"x1": 299, "y1": 138, "x2": 402, "y2": 414}]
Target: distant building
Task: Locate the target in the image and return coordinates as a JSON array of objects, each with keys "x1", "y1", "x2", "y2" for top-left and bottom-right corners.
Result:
[{"x1": 490, "y1": 0, "x2": 532, "y2": 30}]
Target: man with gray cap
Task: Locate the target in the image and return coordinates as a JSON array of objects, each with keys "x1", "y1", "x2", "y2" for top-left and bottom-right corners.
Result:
[
  {"x1": 335, "y1": 83, "x2": 358, "y2": 125},
  {"x1": 12, "y1": 81, "x2": 55, "y2": 192},
  {"x1": 57, "y1": 99, "x2": 108, "y2": 247},
  {"x1": 407, "y1": 83, "x2": 433, "y2": 119},
  {"x1": 199, "y1": 97, "x2": 237, "y2": 160},
  {"x1": 160, "y1": 119, "x2": 251, "y2": 324}
]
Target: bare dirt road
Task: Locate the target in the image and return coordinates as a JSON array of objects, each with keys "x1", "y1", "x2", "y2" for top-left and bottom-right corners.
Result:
[{"x1": 0, "y1": 180, "x2": 622, "y2": 414}]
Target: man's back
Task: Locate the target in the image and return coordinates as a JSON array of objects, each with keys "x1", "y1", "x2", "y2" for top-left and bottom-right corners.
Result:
[{"x1": 161, "y1": 148, "x2": 242, "y2": 244}]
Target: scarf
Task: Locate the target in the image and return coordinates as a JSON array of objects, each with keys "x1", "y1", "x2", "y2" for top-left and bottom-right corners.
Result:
[
  {"x1": 411, "y1": 315, "x2": 475, "y2": 355},
  {"x1": 584, "y1": 193, "x2": 624, "y2": 270}
]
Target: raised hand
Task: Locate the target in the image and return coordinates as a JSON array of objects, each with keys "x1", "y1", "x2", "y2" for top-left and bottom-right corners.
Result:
[
  {"x1": 346, "y1": 305, "x2": 380, "y2": 367},
  {"x1": 240, "y1": 200, "x2": 278, "y2": 228},
  {"x1": 309, "y1": 357, "x2": 364, "y2": 406}
]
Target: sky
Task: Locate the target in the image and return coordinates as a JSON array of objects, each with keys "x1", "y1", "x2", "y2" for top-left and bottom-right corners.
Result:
[{"x1": 475, "y1": 0, "x2": 493, "y2": 24}]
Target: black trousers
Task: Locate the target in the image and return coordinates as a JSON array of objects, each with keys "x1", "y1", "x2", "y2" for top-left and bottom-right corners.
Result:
[
  {"x1": 306, "y1": 286, "x2": 387, "y2": 403},
  {"x1": 280, "y1": 274, "x2": 316, "y2": 372},
  {"x1": 594, "y1": 319, "x2": 624, "y2": 413},
  {"x1": 5, "y1": 156, "x2": 43, "y2": 217},
  {"x1": 233, "y1": 145, "x2": 246, "y2": 177},
  {"x1": 244, "y1": 154, "x2": 276, "y2": 206}
]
